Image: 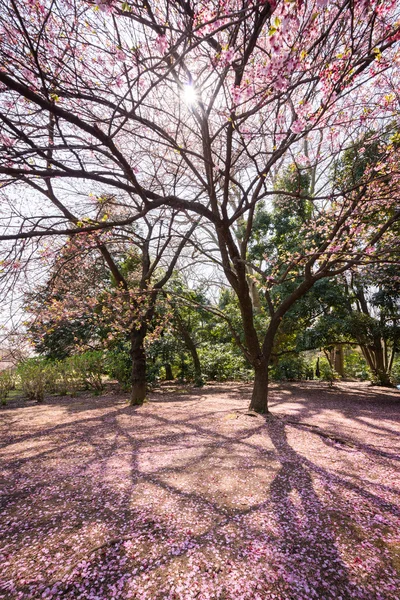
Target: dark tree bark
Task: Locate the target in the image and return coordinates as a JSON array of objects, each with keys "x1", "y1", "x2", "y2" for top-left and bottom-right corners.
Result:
[
  {"x1": 165, "y1": 363, "x2": 173, "y2": 380},
  {"x1": 174, "y1": 314, "x2": 203, "y2": 386},
  {"x1": 331, "y1": 346, "x2": 344, "y2": 377},
  {"x1": 130, "y1": 326, "x2": 147, "y2": 405},
  {"x1": 354, "y1": 288, "x2": 394, "y2": 386},
  {"x1": 316, "y1": 357, "x2": 321, "y2": 378},
  {"x1": 361, "y1": 340, "x2": 394, "y2": 387},
  {"x1": 246, "y1": 284, "x2": 314, "y2": 413},
  {"x1": 375, "y1": 369, "x2": 393, "y2": 387},
  {"x1": 247, "y1": 318, "x2": 280, "y2": 413},
  {"x1": 192, "y1": 352, "x2": 203, "y2": 387},
  {"x1": 249, "y1": 358, "x2": 269, "y2": 413}
]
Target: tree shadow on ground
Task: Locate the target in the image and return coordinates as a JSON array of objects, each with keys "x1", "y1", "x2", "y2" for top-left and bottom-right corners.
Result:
[
  {"x1": 1, "y1": 383, "x2": 399, "y2": 599},
  {"x1": 267, "y1": 415, "x2": 353, "y2": 597}
]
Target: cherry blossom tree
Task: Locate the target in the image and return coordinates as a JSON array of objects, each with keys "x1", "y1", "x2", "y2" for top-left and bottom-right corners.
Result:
[
  {"x1": 25, "y1": 211, "x2": 198, "y2": 403},
  {"x1": 1, "y1": 0, "x2": 400, "y2": 411}
]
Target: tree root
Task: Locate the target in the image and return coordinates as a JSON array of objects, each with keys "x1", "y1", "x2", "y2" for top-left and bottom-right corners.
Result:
[{"x1": 282, "y1": 418, "x2": 356, "y2": 447}]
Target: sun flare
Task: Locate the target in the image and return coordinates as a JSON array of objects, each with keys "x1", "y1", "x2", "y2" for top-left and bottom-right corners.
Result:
[{"x1": 182, "y1": 84, "x2": 197, "y2": 105}]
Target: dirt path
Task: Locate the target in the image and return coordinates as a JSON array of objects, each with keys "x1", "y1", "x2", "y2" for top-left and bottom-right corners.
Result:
[{"x1": 0, "y1": 382, "x2": 399, "y2": 600}]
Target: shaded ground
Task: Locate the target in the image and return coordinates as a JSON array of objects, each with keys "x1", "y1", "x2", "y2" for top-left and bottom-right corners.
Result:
[{"x1": 0, "y1": 381, "x2": 399, "y2": 600}]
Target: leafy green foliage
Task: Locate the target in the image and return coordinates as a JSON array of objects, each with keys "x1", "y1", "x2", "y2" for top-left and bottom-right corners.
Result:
[
  {"x1": 68, "y1": 351, "x2": 105, "y2": 393},
  {"x1": 51, "y1": 360, "x2": 80, "y2": 396},
  {"x1": 343, "y1": 349, "x2": 370, "y2": 380},
  {"x1": 198, "y1": 343, "x2": 251, "y2": 382},
  {"x1": 317, "y1": 357, "x2": 340, "y2": 385},
  {"x1": 106, "y1": 348, "x2": 132, "y2": 391},
  {"x1": 248, "y1": 163, "x2": 312, "y2": 282},
  {"x1": 333, "y1": 131, "x2": 382, "y2": 190},
  {"x1": 0, "y1": 370, "x2": 14, "y2": 405},
  {"x1": 270, "y1": 354, "x2": 310, "y2": 381},
  {"x1": 17, "y1": 359, "x2": 48, "y2": 403},
  {"x1": 273, "y1": 164, "x2": 312, "y2": 244},
  {"x1": 16, "y1": 352, "x2": 106, "y2": 402},
  {"x1": 30, "y1": 316, "x2": 101, "y2": 361},
  {"x1": 392, "y1": 356, "x2": 400, "y2": 385}
]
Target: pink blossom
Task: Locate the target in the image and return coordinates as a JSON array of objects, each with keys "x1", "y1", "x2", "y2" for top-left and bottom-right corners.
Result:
[
  {"x1": 290, "y1": 118, "x2": 306, "y2": 134},
  {"x1": 95, "y1": 0, "x2": 116, "y2": 13},
  {"x1": 115, "y1": 49, "x2": 126, "y2": 61},
  {"x1": 0, "y1": 135, "x2": 14, "y2": 147},
  {"x1": 221, "y1": 48, "x2": 235, "y2": 65},
  {"x1": 231, "y1": 85, "x2": 242, "y2": 105},
  {"x1": 155, "y1": 35, "x2": 169, "y2": 55}
]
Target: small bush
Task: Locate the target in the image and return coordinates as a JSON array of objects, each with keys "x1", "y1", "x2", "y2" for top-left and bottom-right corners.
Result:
[
  {"x1": 17, "y1": 359, "x2": 48, "y2": 402},
  {"x1": 43, "y1": 362, "x2": 59, "y2": 394},
  {"x1": 52, "y1": 360, "x2": 80, "y2": 396},
  {"x1": 67, "y1": 351, "x2": 105, "y2": 393},
  {"x1": 271, "y1": 354, "x2": 308, "y2": 381},
  {"x1": 106, "y1": 350, "x2": 131, "y2": 391},
  {"x1": 343, "y1": 349, "x2": 370, "y2": 380},
  {"x1": 198, "y1": 344, "x2": 251, "y2": 381},
  {"x1": 0, "y1": 370, "x2": 14, "y2": 405},
  {"x1": 318, "y1": 357, "x2": 340, "y2": 386},
  {"x1": 392, "y1": 357, "x2": 400, "y2": 385}
]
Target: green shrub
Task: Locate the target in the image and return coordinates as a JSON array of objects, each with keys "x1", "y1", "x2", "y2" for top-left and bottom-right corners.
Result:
[
  {"x1": 17, "y1": 358, "x2": 48, "y2": 402},
  {"x1": 67, "y1": 351, "x2": 105, "y2": 393},
  {"x1": 42, "y1": 360, "x2": 82, "y2": 396},
  {"x1": 17, "y1": 352, "x2": 106, "y2": 400},
  {"x1": 52, "y1": 360, "x2": 80, "y2": 396},
  {"x1": 392, "y1": 357, "x2": 400, "y2": 385},
  {"x1": 343, "y1": 349, "x2": 370, "y2": 380},
  {"x1": 146, "y1": 358, "x2": 161, "y2": 385},
  {"x1": 318, "y1": 357, "x2": 340, "y2": 385},
  {"x1": 106, "y1": 350, "x2": 131, "y2": 391},
  {"x1": 43, "y1": 362, "x2": 59, "y2": 394},
  {"x1": 0, "y1": 370, "x2": 14, "y2": 405},
  {"x1": 198, "y1": 344, "x2": 251, "y2": 381},
  {"x1": 271, "y1": 354, "x2": 308, "y2": 381}
]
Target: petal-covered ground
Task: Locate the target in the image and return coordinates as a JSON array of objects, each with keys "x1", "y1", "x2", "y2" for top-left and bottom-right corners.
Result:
[{"x1": 0, "y1": 382, "x2": 399, "y2": 600}]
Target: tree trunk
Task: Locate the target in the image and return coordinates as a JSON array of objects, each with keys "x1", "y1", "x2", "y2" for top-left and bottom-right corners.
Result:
[
  {"x1": 388, "y1": 342, "x2": 396, "y2": 375},
  {"x1": 248, "y1": 316, "x2": 283, "y2": 414},
  {"x1": 375, "y1": 370, "x2": 393, "y2": 387},
  {"x1": 249, "y1": 359, "x2": 269, "y2": 413},
  {"x1": 248, "y1": 280, "x2": 315, "y2": 414},
  {"x1": 165, "y1": 363, "x2": 173, "y2": 380},
  {"x1": 360, "y1": 340, "x2": 393, "y2": 387},
  {"x1": 334, "y1": 345, "x2": 345, "y2": 378},
  {"x1": 174, "y1": 317, "x2": 203, "y2": 386},
  {"x1": 130, "y1": 327, "x2": 147, "y2": 406},
  {"x1": 329, "y1": 345, "x2": 344, "y2": 377},
  {"x1": 246, "y1": 265, "x2": 262, "y2": 313},
  {"x1": 360, "y1": 344, "x2": 376, "y2": 373},
  {"x1": 316, "y1": 357, "x2": 321, "y2": 378},
  {"x1": 192, "y1": 351, "x2": 203, "y2": 387}
]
